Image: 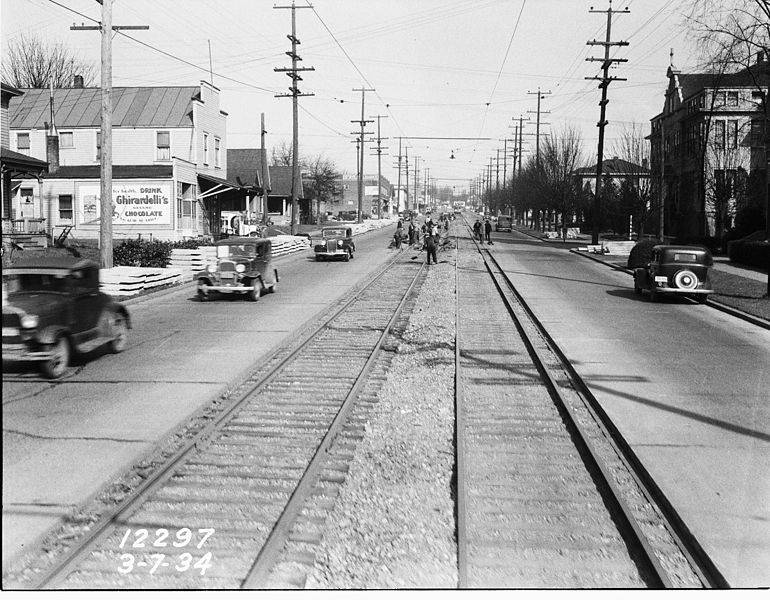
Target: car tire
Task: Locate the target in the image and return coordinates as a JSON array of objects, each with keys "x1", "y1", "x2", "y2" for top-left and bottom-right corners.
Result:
[
  {"x1": 649, "y1": 287, "x2": 660, "y2": 302},
  {"x1": 247, "y1": 279, "x2": 261, "y2": 302},
  {"x1": 344, "y1": 253, "x2": 350, "y2": 262},
  {"x1": 108, "y1": 312, "x2": 128, "y2": 353},
  {"x1": 40, "y1": 336, "x2": 70, "y2": 379},
  {"x1": 197, "y1": 281, "x2": 209, "y2": 302}
]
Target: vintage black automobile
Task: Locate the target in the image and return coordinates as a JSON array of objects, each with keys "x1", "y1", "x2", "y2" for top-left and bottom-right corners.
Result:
[
  {"x1": 314, "y1": 227, "x2": 355, "y2": 261},
  {"x1": 633, "y1": 244, "x2": 714, "y2": 302},
  {"x1": 196, "y1": 237, "x2": 278, "y2": 301},
  {"x1": 2, "y1": 257, "x2": 131, "y2": 378}
]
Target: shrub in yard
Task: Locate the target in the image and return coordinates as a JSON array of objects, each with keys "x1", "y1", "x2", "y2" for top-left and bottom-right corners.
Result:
[
  {"x1": 728, "y1": 238, "x2": 769, "y2": 270},
  {"x1": 113, "y1": 239, "x2": 173, "y2": 268},
  {"x1": 627, "y1": 239, "x2": 658, "y2": 269}
]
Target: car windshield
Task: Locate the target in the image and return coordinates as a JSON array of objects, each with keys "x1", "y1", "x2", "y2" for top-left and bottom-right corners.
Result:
[
  {"x1": 323, "y1": 229, "x2": 346, "y2": 239},
  {"x1": 4, "y1": 272, "x2": 70, "y2": 293},
  {"x1": 217, "y1": 244, "x2": 255, "y2": 258}
]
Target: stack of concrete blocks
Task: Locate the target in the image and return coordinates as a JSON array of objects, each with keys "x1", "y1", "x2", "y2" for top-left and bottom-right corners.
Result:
[
  {"x1": 271, "y1": 235, "x2": 311, "y2": 257},
  {"x1": 167, "y1": 247, "x2": 218, "y2": 281},
  {"x1": 100, "y1": 266, "x2": 183, "y2": 296}
]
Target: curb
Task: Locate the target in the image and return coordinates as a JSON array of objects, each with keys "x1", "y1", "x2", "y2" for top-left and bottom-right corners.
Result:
[{"x1": 569, "y1": 248, "x2": 770, "y2": 330}]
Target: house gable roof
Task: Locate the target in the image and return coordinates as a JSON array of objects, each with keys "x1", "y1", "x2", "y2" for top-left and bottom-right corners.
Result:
[
  {"x1": 227, "y1": 148, "x2": 266, "y2": 189},
  {"x1": 9, "y1": 86, "x2": 199, "y2": 129}
]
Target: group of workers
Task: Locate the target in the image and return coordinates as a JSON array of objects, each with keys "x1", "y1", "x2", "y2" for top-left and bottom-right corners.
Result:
[{"x1": 393, "y1": 214, "x2": 452, "y2": 265}]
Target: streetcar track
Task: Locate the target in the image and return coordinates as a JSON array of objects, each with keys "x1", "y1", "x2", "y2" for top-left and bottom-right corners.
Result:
[
  {"x1": 455, "y1": 221, "x2": 718, "y2": 588},
  {"x1": 4, "y1": 249, "x2": 423, "y2": 590}
]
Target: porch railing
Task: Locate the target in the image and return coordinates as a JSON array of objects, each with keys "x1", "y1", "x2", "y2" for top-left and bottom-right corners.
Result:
[{"x1": 2, "y1": 218, "x2": 47, "y2": 235}]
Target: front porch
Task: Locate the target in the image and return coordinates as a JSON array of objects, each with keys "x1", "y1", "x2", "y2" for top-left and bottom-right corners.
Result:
[{"x1": 1, "y1": 217, "x2": 49, "y2": 248}]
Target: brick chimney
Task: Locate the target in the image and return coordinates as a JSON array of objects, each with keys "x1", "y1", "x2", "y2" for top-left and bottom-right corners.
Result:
[
  {"x1": 73, "y1": 74, "x2": 84, "y2": 88},
  {"x1": 46, "y1": 126, "x2": 60, "y2": 175}
]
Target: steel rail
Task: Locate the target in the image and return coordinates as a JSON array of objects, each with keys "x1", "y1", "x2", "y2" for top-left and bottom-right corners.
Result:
[
  {"x1": 487, "y1": 246, "x2": 728, "y2": 589},
  {"x1": 457, "y1": 219, "x2": 673, "y2": 587},
  {"x1": 453, "y1": 235, "x2": 469, "y2": 589},
  {"x1": 28, "y1": 249, "x2": 408, "y2": 590},
  {"x1": 241, "y1": 260, "x2": 425, "y2": 587}
]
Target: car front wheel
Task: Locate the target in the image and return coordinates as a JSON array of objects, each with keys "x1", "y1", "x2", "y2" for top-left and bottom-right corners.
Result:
[
  {"x1": 247, "y1": 280, "x2": 261, "y2": 302},
  {"x1": 108, "y1": 312, "x2": 128, "y2": 353},
  {"x1": 41, "y1": 336, "x2": 70, "y2": 379}
]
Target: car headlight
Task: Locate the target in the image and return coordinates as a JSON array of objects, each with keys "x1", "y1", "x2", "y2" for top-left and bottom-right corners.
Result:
[
  {"x1": 235, "y1": 264, "x2": 246, "y2": 273},
  {"x1": 337, "y1": 240, "x2": 343, "y2": 247},
  {"x1": 20, "y1": 314, "x2": 39, "y2": 329},
  {"x1": 206, "y1": 264, "x2": 215, "y2": 273}
]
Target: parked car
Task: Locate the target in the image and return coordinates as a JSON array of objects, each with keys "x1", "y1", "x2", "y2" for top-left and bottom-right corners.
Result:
[
  {"x1": 2, "y1": 257, "x2": 131, "y2": 378},
  {"x1": 314, "y1": 227, "x2": 355, "y2": 261},
  {"x1": 632, "y1": 244, "x2": 714, "y2": 302},
  {"x1": 496, "y1": 215, "x2": 513, "y2": 232},
  {"x1": 196, "y1": 237, "x2": 278, "y2": 301}
]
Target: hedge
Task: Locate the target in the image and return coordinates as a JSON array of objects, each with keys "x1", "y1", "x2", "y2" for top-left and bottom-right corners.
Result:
[
  {"x1": 113, "y1": 238, "x2": 203, "y2": 268},
  {"x1": 727, "y1": 238, "x2": 770, "y2": 270}
]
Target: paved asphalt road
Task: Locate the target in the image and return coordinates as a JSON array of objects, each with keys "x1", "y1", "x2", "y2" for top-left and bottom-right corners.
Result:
[
  {"x1": 2, "y1": 225, "x2": 399, "y2": 569},
  {"x1": 489, "y1": 229, "x2": 769, "y2": 588}
]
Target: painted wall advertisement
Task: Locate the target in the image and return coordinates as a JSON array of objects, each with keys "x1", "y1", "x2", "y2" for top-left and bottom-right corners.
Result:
[{"x1": 78, "y1": 183, "x2": 172, "y2": 226}]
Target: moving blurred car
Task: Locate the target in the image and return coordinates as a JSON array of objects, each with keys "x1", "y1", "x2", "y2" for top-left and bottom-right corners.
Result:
[
  {"x1": 633, "y1": 244, "x2": 713, "y2": 302},
  {"x1": 496, "y1": 215, "x2": 513, "y2": 232},
  {"x1": 314, "y1": 227, "x2": 355, "y2": 261},
  {"x1": 196, "y1": 237, "x2": 278, "y2": 301},
  {"x1": 2, "y1": 257, "x2": 131, "y2": 378}
]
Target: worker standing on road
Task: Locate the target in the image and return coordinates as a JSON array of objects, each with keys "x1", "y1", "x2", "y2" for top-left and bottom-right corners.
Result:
[
  {"x1": 425, "y1": 221, "x2": 438, "y2": 265},
  {"x1": 473, "y1": 219, "x2": 483, "y2": 243},
  {"x1": 485, "y1": 219, "x2": 492, "y2": 244},
  {"x1": 394, "y1": 220, "x2": 404, "y2": 249},
  {"x1": 408, "y1": 220, "x2": 416, "y2": 245}
]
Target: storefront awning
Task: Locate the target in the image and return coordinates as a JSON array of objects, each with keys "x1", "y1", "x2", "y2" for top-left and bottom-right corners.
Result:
[{"x1": 197, "y1": 172, "x2": 249, "y2": 200}]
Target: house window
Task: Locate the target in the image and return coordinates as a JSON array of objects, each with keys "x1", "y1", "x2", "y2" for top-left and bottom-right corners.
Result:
[
  {"x1": 727, "y1": 91, "x2": 739, "y2": 106},
  {"x1": 727, "y1": 120, "x2": 739, "y2": 149},
  {"x1": 714, "y1": 120, "x2": 726, "y2": 148},
  {"x1": 59, "y1": 194, "x2": 73, "y2": 220},
  {"x1": 96, "y1": 131, "x2": 101, "y2": 160},
  {"x1": 20, "y1": 188, "x2": 33, "y2": 203},
  {"x1": 59, "y1": 131, "x2": 74, "y2": 148},
  {"x1": 714, "y1": 91, "x2": 726, "y2": 107},
  {"x1": 214, "y1": 137, "x2": 221, "y2": 167},
  {"x1": 156, "y1": 131, "x2": 170, "y2": 160},
  {"x1": 16, "y1": 132, "x2": 30, "y2": 153},
  {"x1": 203, "y1": 133, "x2": 209, "y2": 165},
  {"x1": 176, "y1": 182, "x2": 197, "y2": 222}
]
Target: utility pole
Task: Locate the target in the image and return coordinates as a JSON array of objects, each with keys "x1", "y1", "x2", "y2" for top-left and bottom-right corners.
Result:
[
  {"x1": 350, "y1": 87, "x2": 374, "y2": 223},
  {"x1": 71, "y1": 0, "x2": 148, "y2": 268},
  {"x1": 396, "y1": 137, "x2": 402, "y2": 215},
  {"x1": 405, "y1": 146, "x2": 410, "y2": 213},
  {"x1": 260, "y1": 113, "x2": 270, "y2": 226},
  {"x1": 369, "y1": 114, "x2": 388, "y2": 218},
  {"x1": 413, "y1": 156, "x2": 420, "y2": 212},
  {"x1": 275, "y1": 1, "x2": 314, "y2": 235},
  {"x1": 586, "y1": 0, "x2": 629, "y2": 245},
  {"x1": 527, "y1": 87, "x2": 552, "y2": 169}
]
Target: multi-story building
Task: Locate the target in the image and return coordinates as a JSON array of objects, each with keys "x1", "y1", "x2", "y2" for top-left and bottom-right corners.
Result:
[
  {"x1": 2, "y1": 83, "x2": 50, "y2": 247},
  {"x1": 6, "y1": 79, "x2": 244, "y2": 241},
  {"x1": 648, "y1": 54, "x2": 769, "y2": 240},
  {"x1": 336, "y1": 174, "x2": 392, "y2": 218}
]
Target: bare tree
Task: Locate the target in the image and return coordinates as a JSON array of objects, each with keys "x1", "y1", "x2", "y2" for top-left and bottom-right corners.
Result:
[
  {"x1": 611, "y1": 123, "x2": 654, "y2": 237},
  {"x1": 1, "y1": 32, "x2": 96, "y2": 88},
  {"x1": 303, "y1": 154, "x2": 341, "y2": 224},
  {"x1": 270, "y1": 141, "x2": 293, "y2": 167}
]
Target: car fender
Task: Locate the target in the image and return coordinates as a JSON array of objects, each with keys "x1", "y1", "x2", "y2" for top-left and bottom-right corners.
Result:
[
  {"x1": 37, "y1": 324, "x2": 71, "y2": 346},
  {"x1": 112, "y1": 304, "x2": 132, "y2": 329}
]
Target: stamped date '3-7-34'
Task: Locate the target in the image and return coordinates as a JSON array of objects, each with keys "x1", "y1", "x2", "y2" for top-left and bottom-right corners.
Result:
[{"x1": 117, "y1": 528, "x2": 215, "y2": 576}]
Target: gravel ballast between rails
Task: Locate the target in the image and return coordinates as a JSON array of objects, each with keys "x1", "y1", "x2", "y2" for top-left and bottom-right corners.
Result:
[{"x1": 303, "y1": 250, "x2": 458, "y2": 589}]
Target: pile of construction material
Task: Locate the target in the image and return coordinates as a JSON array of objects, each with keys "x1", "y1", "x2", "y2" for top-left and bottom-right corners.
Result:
[
  {"x1": 271, "y1": 235, "x2": 311, "y2": 257},
  {"x1": 100, "y1": 266, "x2": 183, "y2": 297},
  {"x1": 167, "y1": 247, "x2": 218, "y2": 281}
]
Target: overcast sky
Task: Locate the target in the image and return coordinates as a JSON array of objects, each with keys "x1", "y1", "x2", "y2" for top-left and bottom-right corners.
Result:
[{"x1": 2, "y1": 0, "x2": 703, "y2": 191}]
